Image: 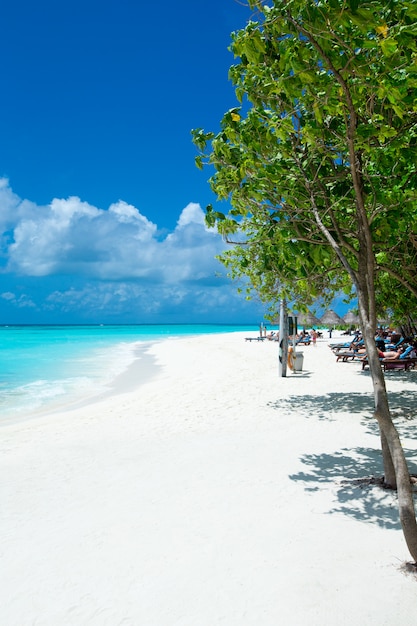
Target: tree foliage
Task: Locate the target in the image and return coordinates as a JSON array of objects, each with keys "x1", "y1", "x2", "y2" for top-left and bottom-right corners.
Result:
[
  {"x1": 193, "y1": 0, "x2": 417, "y2": 315},
  {"x1": 193, "y1": 0, "x2": 417, "y2": 563}
]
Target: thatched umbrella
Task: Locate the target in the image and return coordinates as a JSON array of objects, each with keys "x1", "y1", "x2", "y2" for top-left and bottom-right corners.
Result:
[
  {"x1": 293, "y1": 310, "x2": 322, "y2": 328},
  {"x1": 320, "y1": 309, "x2": 345, "y2": 326},
  {"x1": 343, "y1": 310, "x2": 360, "y2": 326}
]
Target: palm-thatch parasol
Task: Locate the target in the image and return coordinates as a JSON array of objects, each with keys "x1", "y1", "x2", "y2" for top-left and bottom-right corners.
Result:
[
  {"x1": 343, "y1": 310, "x2": 360, "y2": 325},
  {"x1": 320, "y1": 309, "x2": 345, "y2": 326},
  {"x1": 292, "y1": 310, "x2": 322, "y2": 328}
]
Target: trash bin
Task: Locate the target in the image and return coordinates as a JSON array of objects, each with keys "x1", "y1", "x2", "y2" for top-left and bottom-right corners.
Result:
[{"x1": 293, "y1": 351, "x2": 304, "y2": 372}]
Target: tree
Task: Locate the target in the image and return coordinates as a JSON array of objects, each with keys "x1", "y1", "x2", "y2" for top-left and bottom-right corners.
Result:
[
  {"x1": 193, "y1": 0, "x2": 417, "y2": 562},
  {"x1": 374, "y1": 270, "x2": 417, "y2": 334}
]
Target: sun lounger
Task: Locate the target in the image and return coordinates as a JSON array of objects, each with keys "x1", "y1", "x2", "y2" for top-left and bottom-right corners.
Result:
[
  {"x1": 329, "y1": 334, "x2": 362, "y2": 351},
  {"x1": 245, "y1": 336, "x2": 267, "y2": 342},
  {"x1": 335, "y1": 351, "x2": 364, "y2": 362},
  {"x1": 382, "y1": 358, "x2": 417, "y2": 371},
  {"x1": 330, "y1": 340, "x2": 364, "y2": 352},
  {"x1": 296, "y1": 337, "x2": 311, "y2": 346},
  {"x1": 329, "y1": 342, "x2": 351, "y2": 350},
  {"x1": 384, "y1": 337, "x2": 405, "y2": 351},
  {"x1": 361, "y1": 357, "x2": 417, "y2": 371}
]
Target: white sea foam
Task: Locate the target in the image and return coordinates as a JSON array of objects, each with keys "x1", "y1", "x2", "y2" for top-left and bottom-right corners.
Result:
[{"x1": 0, "y1": 340, "x2": 143, "y2": 421}]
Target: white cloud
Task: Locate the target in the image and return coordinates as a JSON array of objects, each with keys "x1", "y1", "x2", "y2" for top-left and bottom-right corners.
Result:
[
  {"x1": 0, "y1": 178, "x2": 40, "y2": 232},
  {"x1": 1, "y1": 180, "x2": 226, "y2": 282},
  {"x1": 41, "y1": 280, "x2": 253, "y2": 322},
  {"x1": 0, "y1": 290, "x2": 36, "y2": 308},
  {"x1": 0, "y1": 181, "x2": 266, "y2": 323},
  {"x1": 175, "y1": 201, "x2": 206, "y2": 228},
  {"x1": 1, "y1": 291, "x2": 15, "y2": 301}
]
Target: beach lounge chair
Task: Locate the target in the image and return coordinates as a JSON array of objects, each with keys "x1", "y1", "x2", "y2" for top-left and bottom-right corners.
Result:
[
  {"x1": 384, "y1": 336, "x2": 405, "y2": 351},
  {"x1": 382, "y1": 359, "x2": 417, "y2": 371},
  {"x1": 245, "y1": 336, "x2": 267, "y2": 342},
  {"x1": 329, "y1": 340, "x2": 351, "y2": 350},
  {"x1": 329, "y1": 337, "x2": 363, "y2": 352},
  {"x1": 361, "y1": 347, "x2": 417, "y2": 371},
  {"x1": 335, "y1": 351, "x2": 364, "y2": 362},
  {"x1": 381, "y1": 346, "x2": 417, "y2": 370},
  {"x1": 296, "y1": 336, "x2": 311, "y2": 346}
]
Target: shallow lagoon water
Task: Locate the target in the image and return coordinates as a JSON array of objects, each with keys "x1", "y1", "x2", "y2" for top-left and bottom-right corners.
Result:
[{"x1": 0, "y1": 324, "x2": 256, "y2": 421}]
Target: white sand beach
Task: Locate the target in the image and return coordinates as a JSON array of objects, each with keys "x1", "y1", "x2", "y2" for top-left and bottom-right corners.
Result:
[{"x1": 1, "y1": 331, "x2": 416, "y2": 625}]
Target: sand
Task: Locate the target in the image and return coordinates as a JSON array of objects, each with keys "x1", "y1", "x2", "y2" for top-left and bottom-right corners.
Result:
[{"x1": 1, "y1": 331, "x2": 416, "y2": 625}]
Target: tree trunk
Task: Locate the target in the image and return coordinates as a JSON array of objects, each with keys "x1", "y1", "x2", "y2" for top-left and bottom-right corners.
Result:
[
  {"x1": 362, "y1": 321, "x2": 397, "y2": 487},
  {"x1": 376, "y1": 410, "x2": 417, "y2": 562},
  {"x1": 362, "y1": 319, "x2": 417, "y2": 562},
  {"x1": 380, "y1": 430, "x2": 396, "y2": 488}
]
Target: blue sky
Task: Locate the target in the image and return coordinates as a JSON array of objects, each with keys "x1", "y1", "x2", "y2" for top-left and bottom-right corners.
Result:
[
  {"x1": 0, "y1": 0, "x2": 268, "y2": 324},
  {"x1": 0, "y1": 0, "x2": 348, "y2": 325}
]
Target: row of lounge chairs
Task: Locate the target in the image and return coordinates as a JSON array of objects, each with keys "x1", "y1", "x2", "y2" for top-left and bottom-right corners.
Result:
[
  {"x1": 329, "y1": 332, "x2": 417, "y2": 372},
  {"x1": 245, "y1": 332, "x2": 314, "y2": 344}
]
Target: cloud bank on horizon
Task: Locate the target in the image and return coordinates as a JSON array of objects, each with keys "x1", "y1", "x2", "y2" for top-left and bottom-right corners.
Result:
[{"x1": 0, "y1": 179, "x2": 266, "y2": 324}]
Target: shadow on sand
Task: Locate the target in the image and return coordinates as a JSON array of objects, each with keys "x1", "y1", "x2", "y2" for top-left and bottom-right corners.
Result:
[
  {"x1": 289, "y1": 446, "x2": 409, "y2": 530},
  {"x1": 267, "y1": 389, "x2": 417, "y2": 529},
  {"x1": 267, "y1": 389, "x2": 417, "y2": 440}
]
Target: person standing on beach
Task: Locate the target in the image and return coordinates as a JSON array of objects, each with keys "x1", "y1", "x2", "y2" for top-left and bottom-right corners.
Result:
[{"x1": 311, "y1": 329, "x2": 318, "y2": 346}]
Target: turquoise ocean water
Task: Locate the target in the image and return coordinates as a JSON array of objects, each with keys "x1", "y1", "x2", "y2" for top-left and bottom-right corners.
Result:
[{"x1": 0, "y1": 324, "x2": 255, "y2": 422}]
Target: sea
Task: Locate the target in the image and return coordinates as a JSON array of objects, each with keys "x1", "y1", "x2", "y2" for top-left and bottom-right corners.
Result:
[{"x1": 0, "y1": 324, "x2": 256, "y2": 423}]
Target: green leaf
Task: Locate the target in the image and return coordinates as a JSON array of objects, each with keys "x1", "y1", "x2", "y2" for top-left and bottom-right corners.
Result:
[
  {"x1": 380, "y1": 38, "x2": 398, "y2": 56},
  {"x1": 192, "y1": 0, "x2": 417, "y2": 325}
]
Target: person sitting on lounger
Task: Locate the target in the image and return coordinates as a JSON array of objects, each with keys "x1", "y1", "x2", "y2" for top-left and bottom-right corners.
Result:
[
  {"x1": 335, "y1": 343, "x2": 366, "y2": 356},
  {"x1": 377, "y1": 346, "x2": 406, "y2": 359},
  {"x1": 349, "y1": 337, "x2": 364, "y2": 350}
]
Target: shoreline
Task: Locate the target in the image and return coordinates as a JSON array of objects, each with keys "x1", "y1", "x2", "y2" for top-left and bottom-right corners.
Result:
[
  {"x1": 0, "y1": 339, "x2": 162, "y2": 427},
  {"x1": 53, "y1": 340, "x2": 164, "y2": 417},
  {"x1": 0, "y1": 326, "x2": 255, "y2": 425},
  {"x1": 1, "y1": 331, "x2": 417, "y2": 625}
]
